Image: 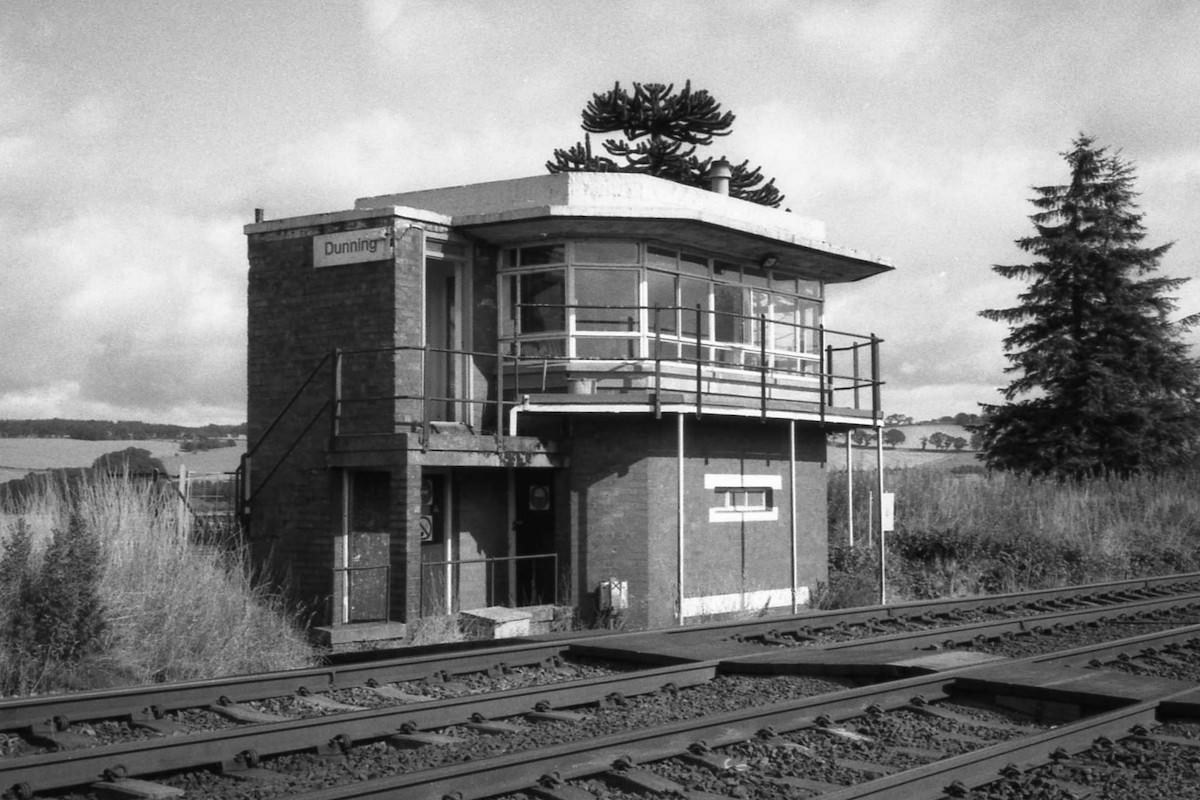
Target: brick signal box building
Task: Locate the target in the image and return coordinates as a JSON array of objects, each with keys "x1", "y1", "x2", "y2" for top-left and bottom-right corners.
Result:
[{"x1": 243, "y1": 171, "x2": 891, "y2": 645}]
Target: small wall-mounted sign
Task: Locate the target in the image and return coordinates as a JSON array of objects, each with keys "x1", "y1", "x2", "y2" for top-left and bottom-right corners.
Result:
[{"x1": 314, "y1": 227, "x2": 392, "y2": 268}]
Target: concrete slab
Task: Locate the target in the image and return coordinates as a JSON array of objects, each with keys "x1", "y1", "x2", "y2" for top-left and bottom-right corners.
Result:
[
  {"x1": 887, "y1": 650, "x2": 1010, "y2": 671},
  {"x1": 461, "y1": 606, "x2": 532, "y2": 639}
]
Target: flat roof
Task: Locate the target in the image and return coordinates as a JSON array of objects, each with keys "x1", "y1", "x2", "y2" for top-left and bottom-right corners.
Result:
[{"x1": 357, "y1": 173, "x2": 892, "y2": 283}]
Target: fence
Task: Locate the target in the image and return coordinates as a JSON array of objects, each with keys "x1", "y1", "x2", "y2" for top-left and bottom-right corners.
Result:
[{"x1": 170, "y1": 465, "x2": 240, "y2": 547}]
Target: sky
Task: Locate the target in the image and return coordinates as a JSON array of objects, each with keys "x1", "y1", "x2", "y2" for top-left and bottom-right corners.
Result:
[{"x1": 2, "y1": 1, "x2": 1198, "y2": 426}]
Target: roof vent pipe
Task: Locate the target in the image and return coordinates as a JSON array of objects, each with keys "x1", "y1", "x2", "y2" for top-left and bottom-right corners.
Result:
[{"x1": 705, "y1": 158, "x2": 733, "y2": 195}]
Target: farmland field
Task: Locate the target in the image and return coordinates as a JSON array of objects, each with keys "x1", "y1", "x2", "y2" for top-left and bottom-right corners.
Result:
[
  {"x1": 0, "y1": 438, "x2": 246, "y2": 483},
  {"x1": 830, "y1": 424, "x2": 982, "y2": 472}
]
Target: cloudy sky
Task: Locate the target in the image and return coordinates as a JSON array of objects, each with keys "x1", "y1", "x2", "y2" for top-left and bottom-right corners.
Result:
[{"x1": 3, "y1": 1, "x2": 1198, "y2": 425}]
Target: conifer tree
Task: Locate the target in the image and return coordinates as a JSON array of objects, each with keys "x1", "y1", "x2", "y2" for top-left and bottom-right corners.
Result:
[
  {"x1": 978, "y1": 135, "x2": 1200, "y2": 478},
  {"x1": 547, "y1": 80, "x2": 784, "y2": 207}
]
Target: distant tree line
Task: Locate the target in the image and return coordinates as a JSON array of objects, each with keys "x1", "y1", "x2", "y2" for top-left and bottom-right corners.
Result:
[{"x1": 0, "y1": 419, "x2": 246, "y2": 441}]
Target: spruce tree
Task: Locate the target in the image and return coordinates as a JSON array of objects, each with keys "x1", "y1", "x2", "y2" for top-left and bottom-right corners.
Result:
[
  {"x1": 547, "y1": 80, "x2": 784, "y2": 207},
  {"x1": 979, "y1": 135, "x2": 1200, "y2": 478}
]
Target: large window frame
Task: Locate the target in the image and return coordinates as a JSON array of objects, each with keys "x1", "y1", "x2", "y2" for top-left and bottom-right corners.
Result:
[{"x1": 499, "y1": 240, "x2": 823, "y2": 375}]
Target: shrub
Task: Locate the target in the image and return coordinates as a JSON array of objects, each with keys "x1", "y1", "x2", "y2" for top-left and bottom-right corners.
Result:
[{"x1": 0, "y1": 471, "x2": 316, "y2": 695}]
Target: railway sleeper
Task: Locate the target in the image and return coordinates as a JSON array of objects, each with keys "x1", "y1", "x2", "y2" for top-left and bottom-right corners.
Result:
[
  {"x1": 294, "y1": 691, "x2": 366, "y2": 713},
  {"x1": 89, "y1": 776, "x2": 184, "y2": 799},
  {"x1": 208, "y1": 698, "x2": 291, "y2": 724},
  {"x1": 220, "y1": 749, "x2": 287, "y2": 783},
  {"x1": 528, "y1": 772, "x2": 597, "y2": 800},
  {"x1": 464, "y1": 713, "x2": 522, "y2": 734},
  {"x1": 905, "y1": 700, "x2": 1025, "y2": 733},
  {"x1": 129, "y1": 707, "x2": 188, "y2": 736},
  {"x1": 364, "y1": 682, "x2": 430, "y2": 703},
  {"x1": 26, "y1": 716, "x2": 95, "y2": 750}
]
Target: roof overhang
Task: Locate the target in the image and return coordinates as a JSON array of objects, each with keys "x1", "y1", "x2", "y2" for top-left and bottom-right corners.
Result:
[{"x1": 356, "y1": 173, "x2": 893, "y2": 283}]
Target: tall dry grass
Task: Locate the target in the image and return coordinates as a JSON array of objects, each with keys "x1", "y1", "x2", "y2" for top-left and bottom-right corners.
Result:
[
  {"x1": 0, "y1": 471, "x2": 316, "y2": 693},
  {"x1": 823, "y1": 465, "x2": 1200, "y2": 607}
]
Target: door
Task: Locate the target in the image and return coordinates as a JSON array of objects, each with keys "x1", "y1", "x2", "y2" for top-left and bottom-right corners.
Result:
[
  {"x1": 425, "y1": 258, "x2": 461, "y2": 422},
  {"x1": 512, "y1": 471, "x2": 556, "y2": 606},
  {"x1": 336, "y1": 470, "x2": 390, "y2": 624}
]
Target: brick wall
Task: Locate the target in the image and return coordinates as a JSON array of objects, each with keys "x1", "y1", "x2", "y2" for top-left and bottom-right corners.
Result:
[{"x1": 568, "y1": 415, "x2": 828, "y2": 629}]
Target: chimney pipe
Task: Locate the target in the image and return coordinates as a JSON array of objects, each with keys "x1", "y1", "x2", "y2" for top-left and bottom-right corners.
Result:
[
  {"x1": 705, "y1": 158, "x2": 733, "y2": 195},
  {"x1": 254, "y1": 208, "x2": 265, "y2": 223}
]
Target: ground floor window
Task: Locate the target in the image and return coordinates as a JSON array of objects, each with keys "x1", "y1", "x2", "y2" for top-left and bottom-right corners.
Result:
[{"x1": 705, "y1": 473, "x2": 781, "y2": 523}]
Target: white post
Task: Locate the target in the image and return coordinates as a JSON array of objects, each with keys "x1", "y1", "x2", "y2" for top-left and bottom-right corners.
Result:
[
  {"x1": 876, "y1": 426, "x2": 886, "y2": 605},
  {"x1": 677, "y1": 413, "x2": 686, "y2": 625},
  {"x1": 789, "y1": 419, "x2": 798, "y2": 613},
  {"x1": 846, "y1": 432, "x2": 854, "y2": 547}
]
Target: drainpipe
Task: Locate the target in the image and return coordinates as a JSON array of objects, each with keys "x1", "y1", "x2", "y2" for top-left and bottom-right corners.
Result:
[
  {"x1": 789, "y1": 419, "x2": 798, "y2": 613},
  {"x1": 677, "y1": 413, "x2": 685, "y2": 625}
]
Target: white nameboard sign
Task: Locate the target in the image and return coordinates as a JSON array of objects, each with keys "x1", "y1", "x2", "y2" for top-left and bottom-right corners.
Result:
[
  {"x1": 313, "y1": 228, "x2": 392, "y2": 268},
  {"x1": 881, "y1": 491, "x2": 895, "y2": 532}
]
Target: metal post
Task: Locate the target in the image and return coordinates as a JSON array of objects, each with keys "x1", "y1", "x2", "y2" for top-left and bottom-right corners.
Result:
[
  {"x1": 677, "y1": 412, "x2": 685, "y2": 625},
  {"x1": 846, "y1": 432, "x2": 854, "y2": 548},
  {"x1": 871, "y1": 334, "x2": 882, "y2": 422},
  {"x1": 816, "y1": 326, "x2": 825, "y2": 424},
  {"x1": 694, "y1": 304, "x2": 703, "y2": 419},
  {"x1": 654, "y1": 306, "x2": 662, "y2": 419},
  {"x1": 330, "y1": 348, "x2": 343, "y2": 444},
  {"x1": 496, "y1": 338, "x2": 505, "y2": 440},
  {"x1": 853, "y1": 343, "x2": 861, "y2": 409},
  {"x1": 877, "y1": 425, "x2": 886, "y2": 605},
  {"x1": 789, "y1": 419, "x2": 798, "y2": 613},
  {"x1": 759, "y1": 313, "x2": 767, "y2": 421}
]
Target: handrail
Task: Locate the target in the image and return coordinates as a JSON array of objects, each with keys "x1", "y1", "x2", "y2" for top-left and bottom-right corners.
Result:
[{"x1": 326, "y1": 302, "x2": 883, "y2": 441}]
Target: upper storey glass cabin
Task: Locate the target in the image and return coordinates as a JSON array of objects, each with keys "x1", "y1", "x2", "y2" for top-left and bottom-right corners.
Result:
[{"x1": 350, "y1": 172, "x2": 893, "y2": 437}]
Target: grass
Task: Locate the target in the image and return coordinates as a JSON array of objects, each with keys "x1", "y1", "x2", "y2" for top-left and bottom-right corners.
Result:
[
  {"x1": 822, "y1": 465, "x2": 1200, "y2": 608},
  {"x1": 0, "y1": 471, "x2": 316, "y2": 695}
]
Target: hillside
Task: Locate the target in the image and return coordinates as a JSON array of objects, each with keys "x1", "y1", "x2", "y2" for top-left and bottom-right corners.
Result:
[{"x1": 0, "y1": 438, "x2": 245, "y2": 484}]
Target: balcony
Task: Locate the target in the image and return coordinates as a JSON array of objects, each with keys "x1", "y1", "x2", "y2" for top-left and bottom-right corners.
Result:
[{"x1": 330, "y1": 302, "x2": 882, "y2": 446}]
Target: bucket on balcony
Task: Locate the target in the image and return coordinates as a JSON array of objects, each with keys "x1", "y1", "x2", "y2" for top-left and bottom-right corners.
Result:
[{"x1": 568, "y1": 378, "x2": 596, "y2": 395}]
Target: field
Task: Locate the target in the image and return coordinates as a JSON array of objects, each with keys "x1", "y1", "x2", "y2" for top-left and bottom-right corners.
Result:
[
  {"x1": 0, "y1": 438, "x2": 246, "y2": 484},
  {"x1": 831, "y1": 424, "x2": 981, "y2": 472}
]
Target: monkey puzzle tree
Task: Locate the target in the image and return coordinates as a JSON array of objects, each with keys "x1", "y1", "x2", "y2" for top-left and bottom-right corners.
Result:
[
  {"x1": 547, "y1": 80, "x2": 784, "y2": 207},
  {"x1": 978, "y1": 135, "x2": 1200, "y2": 478}
]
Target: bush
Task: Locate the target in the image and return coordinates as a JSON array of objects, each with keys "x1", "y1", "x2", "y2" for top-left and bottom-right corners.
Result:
[
  {"x1": 826, "y1": 465, "x2": 1200, "y2": 606},
  {"x1": 0, "y1": 471, "x2": 316, "y2": 695}
]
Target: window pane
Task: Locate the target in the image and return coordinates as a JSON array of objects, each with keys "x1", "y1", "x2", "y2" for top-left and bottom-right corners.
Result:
[
  {"x1": 742, "y1": 265, "x2": 769, "y2": 288},
  {"x1": 646, "y1": 271, "x2": 677, "y2": 335},
  {"x1": 646, "y1": 245, "x2": 677, "y2": 270},
  {"x1": 575, "y1": 268, "x2": 639, "y2": 331},
  {"x1": 576, "y1": 337, "x2": 638, "y2": 359},
  {"x1": 797, "y1": 278, "x2": 822, "y2": 299},
  {"x1": 679, "y1": 277, "x2": 709, "y2": 339},
  {"x1": 680, "y1": 252, "x2": 709, "y2": 274},
  {"x1": 520, "y1": 244, "x2": 565, "y2": 266},
  {"x1": 519, "y1": 339, "x2": 565, "y2": 358},
  {"x1": 574, "y1": 240, "x2": 639, "y2": 264},
  {"x1": 520, "y1": 270, "x2": 565, "y2": 332},
  {"x1": 772, "y1": 294, "x2": 798, "y2": 353},
  {"x1": 714, "y1": 284, "x2": 746, "y2": 343}
]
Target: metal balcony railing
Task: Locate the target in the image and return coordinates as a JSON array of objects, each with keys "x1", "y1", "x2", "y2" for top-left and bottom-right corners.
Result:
[{"x1": 327, "y1": 303, "x2": 882, "y2": 443}]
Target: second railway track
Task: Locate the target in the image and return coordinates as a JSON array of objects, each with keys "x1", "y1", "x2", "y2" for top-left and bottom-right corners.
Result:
[{"x1": 4, "y1": 573, "x2": 1200, "y2": 799}]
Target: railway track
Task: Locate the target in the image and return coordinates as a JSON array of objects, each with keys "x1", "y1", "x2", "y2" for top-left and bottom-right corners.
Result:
[{"x1": 2, "y1": 574, "x2": 1200, "y2": 799}]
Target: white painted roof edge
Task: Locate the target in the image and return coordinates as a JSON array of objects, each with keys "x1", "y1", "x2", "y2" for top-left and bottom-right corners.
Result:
[
  {"x1": 355, "y1": 172, "x2": 835, "y2": 245},
  {"x1": 244, "y1": 205, "x2": 452, "y2": 235}
]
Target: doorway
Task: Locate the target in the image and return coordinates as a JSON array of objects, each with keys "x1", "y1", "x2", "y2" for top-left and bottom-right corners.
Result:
[
  {"x1": 424, "y1": 257, "x2": 463, "y2": 422},
  {"x1": 511, "y1": 470, "x2": 557, "y2": 606}
]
